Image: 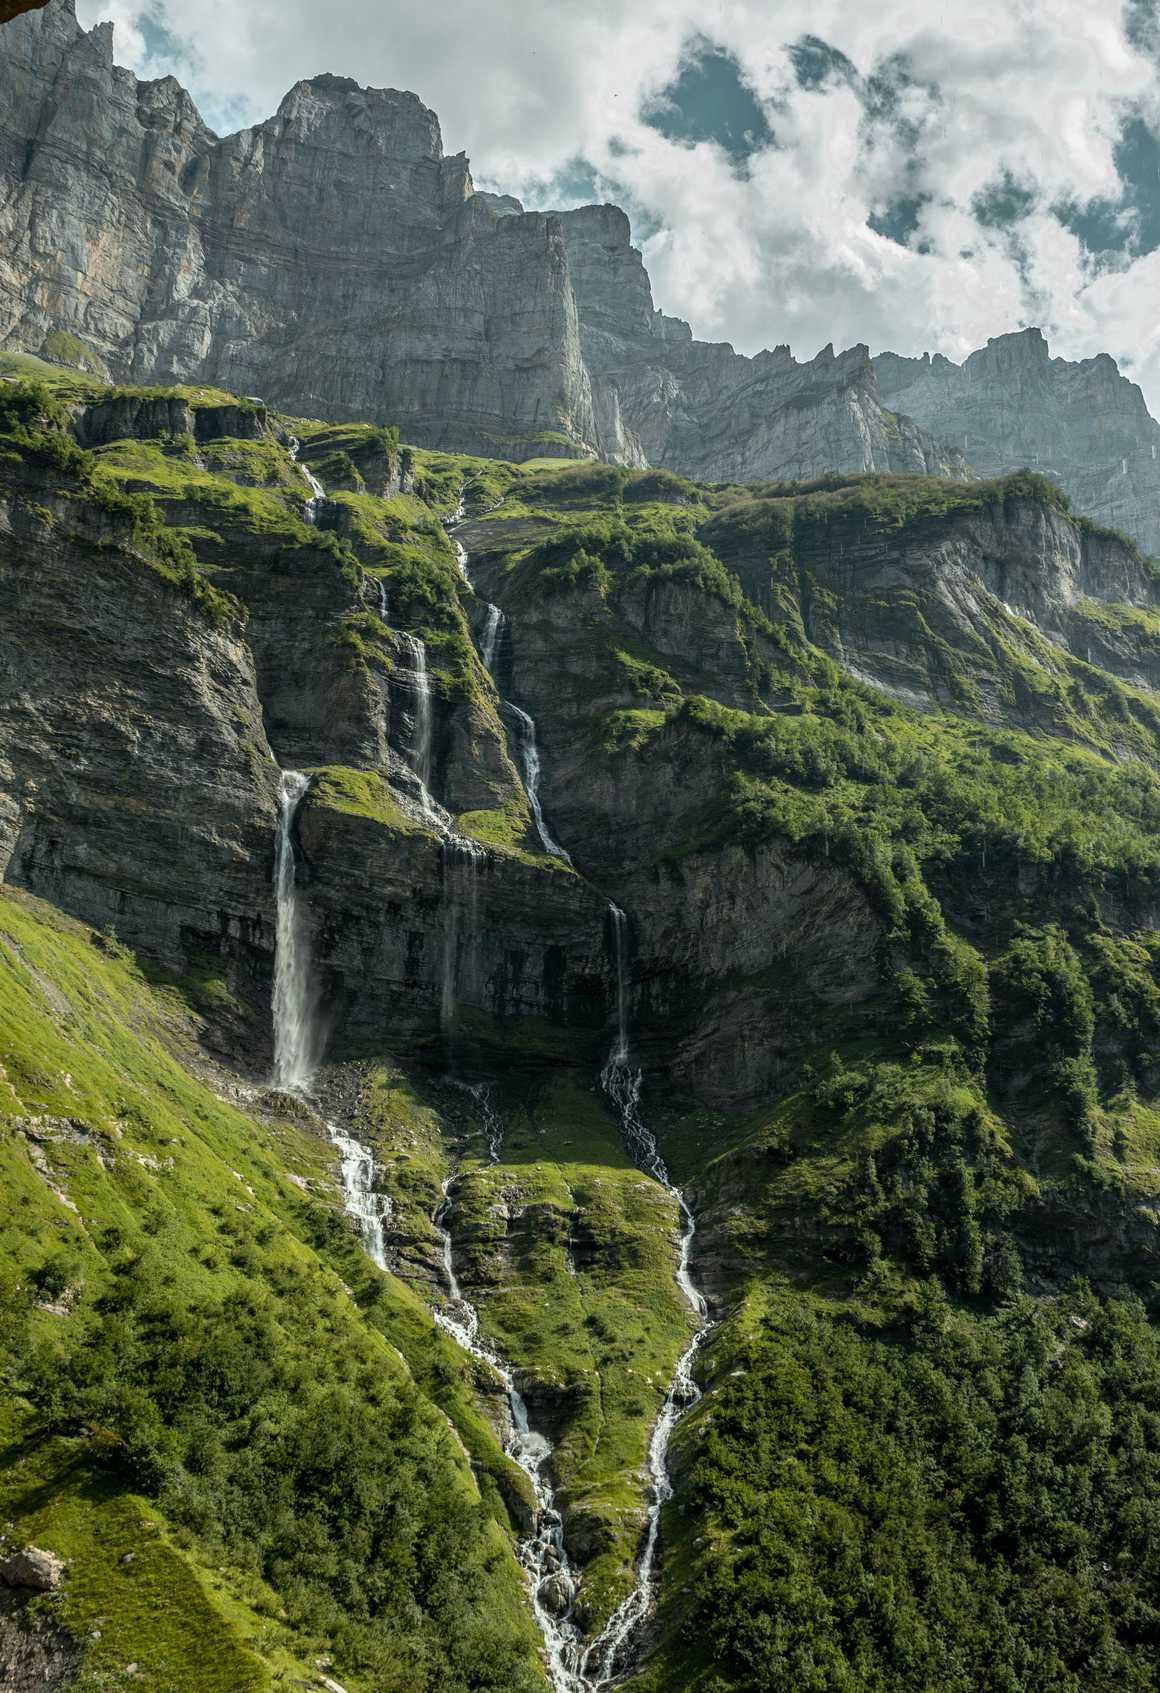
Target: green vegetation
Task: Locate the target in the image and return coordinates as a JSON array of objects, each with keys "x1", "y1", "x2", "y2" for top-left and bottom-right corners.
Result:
[
  {"x1": 40, "y1": 329, "x2": 109, "y2": 378},
  {"x1": 0, "y1": 889, "x2": 545, "y2": 1691},
  {"x1": 7, "y1": 363, "x2": 1160, "y2": 1691},
  {"x1": 630, "y1": 1285, "x2": 1160, "y2": 1693}
]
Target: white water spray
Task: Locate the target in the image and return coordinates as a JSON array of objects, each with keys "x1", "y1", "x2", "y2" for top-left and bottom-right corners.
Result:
[
  {"x1": 271, "y1": 773, "x2": 393, "y2": 1266},
  {"x1": 587, "y1": 902, "x2": 711, "y2": 1684},
  {"x1": 287, "y1": 436, "x2": 326, "y2": 523},
  {"x1": 509, "y1": 705, "x2": 573, "y2": 866},
  {"x1": 447, "y1": 499, "x2": 570, "y2": 866},
  {"x1": 481, "y1": 601, "x2": 506, "y2": 673},
  {"x1": 397, "y1": 631, "x2": 437, "y2": 816},
  {"x1": 432, "y1": 1127, "x2": 592, "y2": 1693},
  {"x1": 329, "y1": 1125, "x2": 392, "y2": 1271},
  {"x1": 272, "y1": 770, "x2": 315, "y2": 1092}
]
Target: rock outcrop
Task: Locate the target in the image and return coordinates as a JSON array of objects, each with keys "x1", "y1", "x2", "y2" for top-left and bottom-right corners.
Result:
[
  {"x1": 0, "y1": 1, "x2": 46, "y2": 22},
  {"x1": 875, "y1": 329, "x2": 1160, "y2": 558},
  {"x1": 0, "y1": 448, "x2": 280, "y2": 990}
]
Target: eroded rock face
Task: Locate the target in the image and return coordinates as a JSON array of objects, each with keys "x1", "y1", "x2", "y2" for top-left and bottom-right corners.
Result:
[
  {"x1": 0, "y1": 455, "x2": 280, "y2": 987},
  {"x1": 0, "y1": 1, "x2": 958, "y2": 487},
  {"x1": 557, "y1": 205, "x2": 967, "y2": 484},
  {"x1": 0, "y1": 4, "x2": 601, "y2": 460},
  {"x1": 875, "y1": 330, "x2": 1160, "y2": 558},
  {"x1": 6, "y1": 3, "x2": 1159, "y2": 556}
]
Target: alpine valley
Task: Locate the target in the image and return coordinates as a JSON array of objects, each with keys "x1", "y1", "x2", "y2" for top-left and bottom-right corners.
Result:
[{"x1": 2, "y1": 5, "x2": 1160, "y2": 1693}]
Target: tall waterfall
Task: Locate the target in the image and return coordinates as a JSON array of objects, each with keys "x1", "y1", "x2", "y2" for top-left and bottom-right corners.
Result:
[
  {"x1": 480, "y1": 602, "x2": 506, "y2": 673},
  {"x1": 397, "y1": 631, "x2": 436, "y2": 816},
  {"x1": 272, "y1": 770, "x2": 315, "y2": 1092},
  {"x1": 271, "y1": 771, "x2": 392, "y2": 1265},
  {"x1": 447, "y1": 501, "x2": 571, "y2": 867},
  {"x1": 586, "y1": 902, "x2": 711, "y2": 1684},
  {"x1": 508, "y1": 705, "x2": 574, "y2": 866}
]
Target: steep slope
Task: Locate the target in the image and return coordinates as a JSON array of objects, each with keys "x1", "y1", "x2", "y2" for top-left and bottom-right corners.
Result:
[
  {"x1": 558, "y1": 206, "x2": 966, "y2": 484},
  {"x1": 0, "y1": 886, "x2": 547, "y2": 1693},
  {"x1": 4, "y1": 357, "x2": 1160, "y2": 1690}
]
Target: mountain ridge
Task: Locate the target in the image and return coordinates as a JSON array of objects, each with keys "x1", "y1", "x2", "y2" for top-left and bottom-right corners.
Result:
[{"x1": 6, "y1": 0, "x2": 1160, "y2": 559}]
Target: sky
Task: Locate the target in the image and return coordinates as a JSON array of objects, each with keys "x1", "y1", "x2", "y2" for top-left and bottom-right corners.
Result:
[{"x1": 76, "y1": 0, "x2": 1160, "y2": 413}]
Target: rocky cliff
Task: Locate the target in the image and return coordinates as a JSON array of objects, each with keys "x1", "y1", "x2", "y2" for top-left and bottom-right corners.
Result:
[
  {"x1": 5, "y1": 356, "x2": 1160, "y2": 1690},
  {"x1": 5, "y1": 1, "x2": 1160, "y2": 568},
  {"x1": 0, "y1": 0, "x2": 963, "y2": 487},
  {"x1": 876, "y1": 328, "x2": 1160, "y2": 558}
]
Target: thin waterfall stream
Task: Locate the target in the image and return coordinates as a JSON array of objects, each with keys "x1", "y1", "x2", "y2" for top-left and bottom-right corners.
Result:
[
  {"x1": 272, "y1": 759, "x2": 594, "y2": 1692},
  {"x1": 272, "y1": 499, "x2": 711, "y2": 1688},
  {"x1": 584, "y1": 903, "x2": 712, "y2": 1685},
  {"x1": 286, "y1": 436, "x2": 326, "y2": 523},
  {"x1": 271, "y1": 769, "x2": 393, "y2": 1262},
  {"x1": 448, "y1": 497, "x2": 572, "y2": 865}
]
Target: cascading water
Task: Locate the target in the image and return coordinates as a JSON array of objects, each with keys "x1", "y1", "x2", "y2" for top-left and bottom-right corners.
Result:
[
  {"x1": 480, "y1": 602, "x2": 506, "y2": 673},
  {"x1": 271, "y1": 771, "x2": 393, "y2": 1265},
  {"x1": 272, "y1": 770, "x2": 315, "y2": 1092},
  {"x1": 508, "y1": 705, "x2": 574, "y2": 866},
  {"x1": 287, "y1": 435, "x2": 326, "y2": 523},
  {"x1": 431, "y1": 1116, "x2": 592, "y2": 1693},
  {"x1": 397, "y1": 631, "x2": 437, "y2": 817},
  {"x1": 446, "y1": 498, "x2": 571, "y2": 866},
  {"x1": 585, "y1": 902, "x2": 712, "y2": 1685}
]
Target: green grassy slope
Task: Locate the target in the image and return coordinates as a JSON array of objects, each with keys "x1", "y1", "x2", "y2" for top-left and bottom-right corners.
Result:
[{"x1": 0, "y1": 887, "x2": 545, "y2": 1693}]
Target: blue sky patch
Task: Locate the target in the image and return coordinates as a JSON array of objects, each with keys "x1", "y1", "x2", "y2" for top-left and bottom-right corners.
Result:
[{"x1": 643, "y1": 37, "x2": 774, "y2": 163}]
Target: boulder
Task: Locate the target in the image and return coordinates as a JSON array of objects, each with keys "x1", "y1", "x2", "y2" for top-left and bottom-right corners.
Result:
[{"x1": 0, "y1": 1546, "x2": 66, "y2": 1591}]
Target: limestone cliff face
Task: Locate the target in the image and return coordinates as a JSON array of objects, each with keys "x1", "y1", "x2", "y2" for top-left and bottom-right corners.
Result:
[
  {"x1": 0, "y1": 0, "x2": 958, "y2": 487},
  {"x1": 875, "y1": 330, "x2": 1160, "y2": 558},
  {"x1": 8, "y1": 1, "x2": 1160, "y2": 560},
  {"x1": 0, "y1": 2, "x2": 600, "y2": 459},
  {"x1": 557, "y1": 205, "x2": 967, "y2": 484}
]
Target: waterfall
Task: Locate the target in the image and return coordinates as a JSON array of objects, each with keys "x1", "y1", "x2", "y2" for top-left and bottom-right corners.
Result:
[
  {"x1": 272, "y1": 770, "x2": 315, "y2": 1092},
  {"x1": 446, "y1": 505, "x2": 570, "y2": 867},
  {"x1": 271, "y1": 773, "x2": 392, "y2": 1266},
  {"x1": 440, "y1": 837, "x2": 484, "y2": 1031},
  {"x1": 509, "y1": 705, "x2": 573, "y2": 866},
  {"x1": 287, "y1": 435, "x2": 325, "y2": 523},
  {"x1": 431, "y1": 1116, "x2": 591, "y2": 1693},
  {"x1": 586, "y1": 901, "x2": 712, "y2": 1684},
  {"x1": 397, "y1": 631, "x2": 436, "y2": 816},
  {"x1": 378, "y1": 578, "x2": 389, "y2": 622},
  {"x1": 329, "y1": 1124, "x2": 392, "y2": 1271},
  {"x1": 481, "y1": 602, "x2": 506, "y2": 673}
]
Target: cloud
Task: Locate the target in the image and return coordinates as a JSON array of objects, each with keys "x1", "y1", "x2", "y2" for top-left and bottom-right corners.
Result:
[{"x1": 73, "y1": 0, "x2": 1160, "y2": 414}]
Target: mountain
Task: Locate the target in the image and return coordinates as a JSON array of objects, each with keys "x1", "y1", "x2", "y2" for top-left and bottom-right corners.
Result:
[
  {"x1": 0, "y1": 0, "x2": 967, "y2": 484},
  {"x1": 5, "y1": 2, "x2": 1160, "y2": 563},
  {"x1": 876, "y1": 328, "x2": 1160, "y2": 559},
  {"x1": 3, "y1": 348, "x2": 1160, "y2": 1690}
]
